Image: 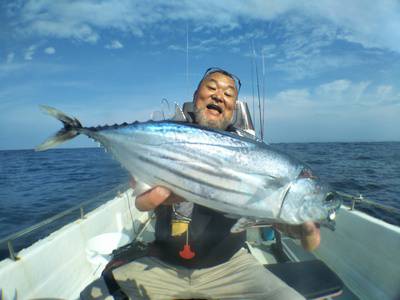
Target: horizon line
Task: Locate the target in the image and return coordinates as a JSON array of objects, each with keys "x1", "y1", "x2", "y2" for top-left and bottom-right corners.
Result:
[{"x1": 2, "y1": 139, "x2": 400, "y2": 151}]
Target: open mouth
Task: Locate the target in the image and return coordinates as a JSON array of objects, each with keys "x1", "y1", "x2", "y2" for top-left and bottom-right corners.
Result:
[{"x1": 207, "y1": 103, "x2": 223, "y2": 114}]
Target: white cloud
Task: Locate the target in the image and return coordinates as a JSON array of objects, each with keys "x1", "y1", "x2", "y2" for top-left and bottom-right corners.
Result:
[
  {"x1": 316, "y1": 79, "x2": 352, "y2": 98},
  {"x1": 0, "y1": 61, "x2": 73, "y2": 79},
  {"x1": 255, "y1": 79, "x2": 400, "y2": 142},
  {"x1": 168, "y1": 45, "x2": 183, "y2": 51},
  {"x1": 31, "y1": 20, "x2": 99, "y2": 43},
  {"x1": 7, "y1": 1, "x2": 396, "y2": 83},
  {"x1": 272, "y1": 52, "x2": 365, "y2": 81},
  {"x1": 0, "y1": 62, "x2": 30, "y2": 77},
  {"x1": 310, "y1": 1, "x2": 400, "y2": 52},
  {"x1": 273, "y1": 88, "x2": 312, "y2": 107},
  {"x1": 7, "y1": 0, "x2": 400, "y2": 52},
  {"x1": 44, "y1": 47, "x2": 56, "y2": 54},
  {"x1": 105, "y1": 40, "x2": 123, "y2": 49},
  {"x1": 167, "y1": 30, "x2": 266, "y2": 54},
  {"x1": 6, "y1": 52, "x2": 15, "y2": 64},
  {"x1": 374, "y1": 85, "x2": 399, "y2": 105},
  {"x1": 269, "y1": 79, "x2": 398, "y2": 113},
  {"x1": 24, "y1": 45, "x2": 37, "y2": 60},
  {"x1": 315, "y1": 80, "x2": 370, "y2": 103}
]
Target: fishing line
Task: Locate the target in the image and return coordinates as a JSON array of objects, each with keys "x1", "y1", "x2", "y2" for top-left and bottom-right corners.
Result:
[
  {"x1": 262, "y1": 52, "x2": 266, "y2": 139},
  {"x1": 250, "y1": 44, "x2": 256, "y2": 136},
  {"x1": 252, "y1": 42, "x2": 263, "y2": 141},
  {"x1": 186, "y1": 22, "x2": 189, "y2": 99},
  {"x1": 125, "y1": 189, "x2": 138, "y2": 234}
]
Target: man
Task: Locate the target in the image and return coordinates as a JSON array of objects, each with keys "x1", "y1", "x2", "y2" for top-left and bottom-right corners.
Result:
[{"x1": 81, "y1": 68, "x2": 320, "y2": 300}]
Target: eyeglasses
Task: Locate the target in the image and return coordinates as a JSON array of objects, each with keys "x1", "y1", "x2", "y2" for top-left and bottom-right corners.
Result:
[{"x1": 201, "y1": 67, "x2": 242, "y2": 94}]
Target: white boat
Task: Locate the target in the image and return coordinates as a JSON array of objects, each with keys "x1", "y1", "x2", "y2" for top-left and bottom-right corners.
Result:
[
  {"x1": 1, "y1": 102, "x2": 399, "y2": 300},
  {"x1": 1, "y1": 187, "x2": 399, "y2": 299}
]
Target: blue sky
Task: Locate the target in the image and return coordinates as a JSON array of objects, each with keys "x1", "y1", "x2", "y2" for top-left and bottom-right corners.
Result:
[{"x1": 1, "y1": 0, "x2": 400, "y2": 150}]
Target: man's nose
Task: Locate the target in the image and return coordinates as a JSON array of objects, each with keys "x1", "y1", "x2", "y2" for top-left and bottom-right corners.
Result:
[{"x1": 211, "y1": 92, "x2": 223, "y2": 103}]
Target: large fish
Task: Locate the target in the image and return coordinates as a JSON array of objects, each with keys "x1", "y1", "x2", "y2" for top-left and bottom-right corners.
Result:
[{"x1": 37, "y1": 105, "x2": 341, "y2": 231}]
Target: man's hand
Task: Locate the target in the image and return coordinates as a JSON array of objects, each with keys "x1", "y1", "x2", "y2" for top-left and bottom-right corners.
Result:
[
  {"x1": 274, "y1": 221, "x2": 321, "y2": 251},
  {"x1": 130, "y1": 178, "x2": 184, "y2": 211}
]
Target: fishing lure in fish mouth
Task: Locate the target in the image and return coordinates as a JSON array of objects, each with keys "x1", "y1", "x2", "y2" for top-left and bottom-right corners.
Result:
[{"x1": 36, "y1": 105, "x2": 342, "y2": 231}]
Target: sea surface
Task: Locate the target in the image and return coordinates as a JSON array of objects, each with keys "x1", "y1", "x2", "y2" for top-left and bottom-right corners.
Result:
[{"x1": 1, "y1": 142, "x2": 399, "y2": 259}]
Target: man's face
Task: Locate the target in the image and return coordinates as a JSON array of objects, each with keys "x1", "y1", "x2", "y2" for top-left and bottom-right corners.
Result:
[{"x1": 193, "y1": 72, "x2": 237, "y2": 130}]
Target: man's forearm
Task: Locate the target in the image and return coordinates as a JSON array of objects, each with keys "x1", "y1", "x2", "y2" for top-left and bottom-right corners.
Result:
[
  {"x1": 134, "y1": 185, "x2": 185, "y2": 211},
  {"x1": 135, "y1": 186, "x2": 172, "y2": 211}
]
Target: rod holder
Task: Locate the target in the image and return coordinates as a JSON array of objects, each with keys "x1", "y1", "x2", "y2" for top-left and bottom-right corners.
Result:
[
  {"x1": 80, "y1": 207, "x2": 85, "y2": 219},
  {"x1": 8, "y1": 240, "x2": 18, "y2": 261}
]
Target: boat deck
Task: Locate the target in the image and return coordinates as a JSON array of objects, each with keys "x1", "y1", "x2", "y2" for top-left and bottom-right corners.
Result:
[
  {"x1": 246, "y1": 228, "x2": 359, "y2": 300},
  {"x1": 1, "y1": 189, "x2": 399, "y2": 299}
]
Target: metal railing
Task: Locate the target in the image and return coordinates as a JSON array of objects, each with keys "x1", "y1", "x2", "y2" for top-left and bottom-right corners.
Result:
[
  {"x1": 0, "y1": 183, "x2": 129, "y2": 261},
  {"x1": 336, "y1": 191, "x2": 400, "y2": 215},
  {"x1": 1, "y1": 184, "x2": 399, "y2": 261}
]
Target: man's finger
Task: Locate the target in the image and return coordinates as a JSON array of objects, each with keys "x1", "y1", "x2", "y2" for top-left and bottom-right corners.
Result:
[
  {"x1": 301, "y1": 221, "x2": 317, "y2": 236},
  {"x1": 300, "y1": 222, "x2": 320, "y2": 251}
]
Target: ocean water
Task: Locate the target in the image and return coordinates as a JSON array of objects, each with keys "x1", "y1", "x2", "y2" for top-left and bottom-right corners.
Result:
[
  {"x1": 275, "y1": 142, "x2": 400, "y2": 226},
  {"x1": 0, "y1": 142, "x2": 399, "y2": 259},
  {"x1": 0, "y1": 148, "x2": 130, "y2": 259}
]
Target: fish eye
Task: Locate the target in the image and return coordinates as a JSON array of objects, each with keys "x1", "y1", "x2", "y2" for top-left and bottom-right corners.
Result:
[{"x1": 325, "y1": 192, "x2": 336, "y2": 202}]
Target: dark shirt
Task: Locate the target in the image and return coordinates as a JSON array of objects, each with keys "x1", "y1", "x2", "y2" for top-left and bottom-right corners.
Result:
[{"x1": 154, "y1": 204, "x2": 246, "y2": 268}]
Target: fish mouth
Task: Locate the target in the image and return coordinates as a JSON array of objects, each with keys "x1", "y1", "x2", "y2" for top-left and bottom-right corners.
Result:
[
  {"x1": 320, "y1": 214, "x2": 336, "y2": 231},
  {"x1": 207, "y1": 103, "x2": 223, "y2": 114},
  {"x1": 319, "y1": 193, "x2": 340, "y2": 232},
  {"x1": 323, "y1": 191, "x2": 342, "y2": 226}
]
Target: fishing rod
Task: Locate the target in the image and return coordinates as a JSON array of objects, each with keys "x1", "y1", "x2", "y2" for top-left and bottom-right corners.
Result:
[
  {"x1": 262, "y1": 52, "x2": 266, "y2": 139},
  {"x1": 252, "y1": 41, "x2": 264, "y2": 142},
  {"x1": 186, "y1": 23, "x2": 189, "y2": 99},
  {"x1": 250, "y1": 45, "x2": 256, "y2": 133}
]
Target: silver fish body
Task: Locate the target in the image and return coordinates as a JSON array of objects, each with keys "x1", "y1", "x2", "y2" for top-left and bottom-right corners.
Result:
[{"x1": 37, "y1": 106, "x2": 341, "y2": 228}]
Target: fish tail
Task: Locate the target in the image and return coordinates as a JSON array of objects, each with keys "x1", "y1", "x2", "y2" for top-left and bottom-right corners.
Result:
[{"x1": 35, "y1": 105, "x2": 83, "y2": 151}]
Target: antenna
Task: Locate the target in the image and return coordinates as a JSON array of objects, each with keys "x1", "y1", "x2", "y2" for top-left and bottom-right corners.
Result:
[
  {"x1": 186, "y1": 23, "x2": 189, "y2": 99},
  {"x1": 262, "y1": 52, "x2": 266, "y2": 139},
  {"x1": 250, "y1": 45, "x2": 256, "y2": 135},
  {"x1": 252, "y1": 41, "x2": 263, "y2": 142}
]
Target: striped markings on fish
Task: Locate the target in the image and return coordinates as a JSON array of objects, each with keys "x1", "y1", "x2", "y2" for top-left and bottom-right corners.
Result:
[{"x1": 36, "y1": 105, "x2": 341, "y2": 232}]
